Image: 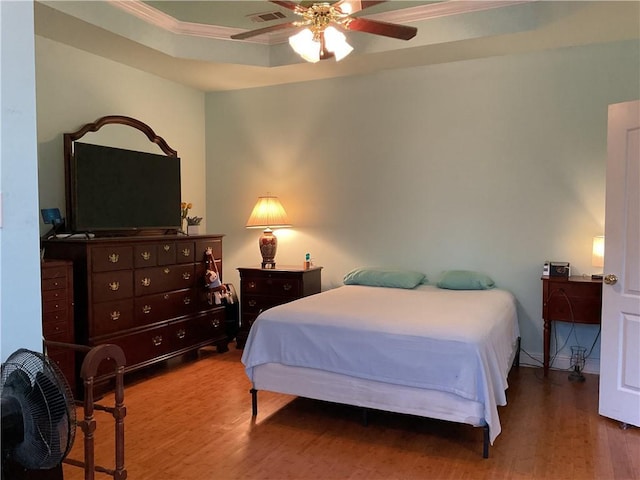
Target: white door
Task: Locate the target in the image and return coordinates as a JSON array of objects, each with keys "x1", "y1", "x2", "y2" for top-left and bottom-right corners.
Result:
[{"x1": 599, "y1": 100, "x2": 640, "y2": 427}]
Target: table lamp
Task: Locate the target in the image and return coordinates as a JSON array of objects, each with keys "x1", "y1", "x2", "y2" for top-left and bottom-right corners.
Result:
[
  {"x1": 592, "y1": 236, "x2": 604, "y2": 280},
  {"x1": 246, "y1": 195, "x2": 291, "y2": 269}
]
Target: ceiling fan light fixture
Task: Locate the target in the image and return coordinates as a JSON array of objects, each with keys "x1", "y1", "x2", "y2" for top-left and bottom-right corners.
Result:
[
  {"x1": 324, "y1": 26, "x2": 353, "y2": 61},
  {"x1": 289, "y1": 28, "x2": 320, "y2": 63}
]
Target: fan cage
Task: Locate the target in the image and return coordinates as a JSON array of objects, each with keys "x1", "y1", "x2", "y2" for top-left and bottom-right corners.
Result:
[{"x1": 1, "y1": 348, "x2": 76, "y2": 469}]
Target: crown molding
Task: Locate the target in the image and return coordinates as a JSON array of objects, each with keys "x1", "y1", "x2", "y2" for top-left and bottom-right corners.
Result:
[{"x1": 109, "y1": 0, "x2": 532, "y2": 45}]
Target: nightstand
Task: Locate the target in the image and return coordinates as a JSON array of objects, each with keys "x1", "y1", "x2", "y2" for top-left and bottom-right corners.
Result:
[
  {"x1": 236, "y1": 266, "x2": 322, "y2": 348},
  {"x1": 541, "y1": 275, "x2": 603, "y2": 375}
]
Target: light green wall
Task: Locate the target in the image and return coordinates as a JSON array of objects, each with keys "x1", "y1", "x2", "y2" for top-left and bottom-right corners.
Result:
[
  {"x1": 28, "y1": 33, "x2": 640, "y2": 373},
  {"x1": 35, "y1": 36, "x2": 208, "y2": 233},
  {"x1": 205, "y1": 40, "x2": 640, "y2": 372}
]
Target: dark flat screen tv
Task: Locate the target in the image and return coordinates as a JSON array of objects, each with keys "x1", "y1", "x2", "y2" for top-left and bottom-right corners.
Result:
[{"x1": 71, "y1": 142, "x2": 181, "y2": 233}]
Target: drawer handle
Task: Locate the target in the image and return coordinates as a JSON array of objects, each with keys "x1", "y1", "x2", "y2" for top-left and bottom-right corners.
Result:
[
  {"x1": 177, "y1": 328, "x2": 186, "y2": 339},
  {"x1": 164, "y1": 268, "x2": 171, "y2": 274},
  {"x1": 53, "y1": 281, "x2": 59, "y2": 287},
  {"x1": 110, "y1": 311, "x2": 121, "y2": 321},
  {"x1": 141, "y1": 251, "x2": 151, "y2": 261},
  {"x1": 143, "y1": 305, "x2": 151, "y2": 314},
  {"x1": 181, "y1": 248, "x2": 191, "y2": 257},
  {"x1": 283, "y1": 283, "x2": 292, "y2": 291},
  {"x1": 164, "y1": 294, "x2": 170, "y2": 300},
  {"x1": 211, "y1": 318, "x2": 221, "y2": 328},
  {"x1": 248, "y1": 281, "x2": 256, "y2": 289},
  {"x1": 183, "y1": 297, "x2": 191, "y2": 305},
  {"x1": 248, "y1": 300, "x2": 257, "y2": 307},
  {"x1": 141, "y1": 277, "x2": 151, "y2": 287},
  {"x1": 182, "y1": 272, "x2": 191, "y2": 280},
  {"x1": 163, "y1": 244, "x2": 171, "y2": 252},
  {"x1": 109, "y1": 281, "x2": 120, "y2": 291},
  {"x1": 152, "y1": 335, "x2": 163, "y2": 346},
  {"x1": 108, "y1": 253, "x2": 119, "y2": 264}
]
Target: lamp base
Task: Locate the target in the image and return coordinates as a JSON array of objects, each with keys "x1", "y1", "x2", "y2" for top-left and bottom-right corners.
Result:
[{"x1": 259, "y1": 229, "x2": 278, "y2": 269}]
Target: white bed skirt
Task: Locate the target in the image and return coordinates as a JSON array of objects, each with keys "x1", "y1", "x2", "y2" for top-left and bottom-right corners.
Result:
[{"x1": 253, "y1": 362, "x2": 486, "y2": 428}]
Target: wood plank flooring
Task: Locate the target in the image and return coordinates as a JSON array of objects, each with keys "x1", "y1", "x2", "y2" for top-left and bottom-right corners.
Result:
[{"x1": 62, "y1": 346, "x2": 639, "y2": 480}]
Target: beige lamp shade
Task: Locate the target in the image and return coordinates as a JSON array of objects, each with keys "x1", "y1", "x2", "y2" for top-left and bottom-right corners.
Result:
[
  {"x1": 592, "y1": 236, "x2": 605, "y2": 268},
  {"x1": 245, "y1": 196, "x2": 291, "y2": 229},
  {"x1": 246, "y1": 195, "x2": 291, "y2": 269}
]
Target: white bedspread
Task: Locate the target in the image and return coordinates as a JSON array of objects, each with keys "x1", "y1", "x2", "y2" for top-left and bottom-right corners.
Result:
[{"x1": 241, "y1": 284, "x2": 519, "y2": 443}]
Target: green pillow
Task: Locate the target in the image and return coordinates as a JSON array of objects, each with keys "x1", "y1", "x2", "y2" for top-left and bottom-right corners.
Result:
[
  {"x1": 436, "y1": 270, "x2": 495, "y2": 290},
  {"x1": 343, "y1": 267, "x2": 426, "y2": 289}
]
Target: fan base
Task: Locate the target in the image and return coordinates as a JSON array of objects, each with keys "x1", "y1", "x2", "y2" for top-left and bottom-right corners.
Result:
[{"x1": 1, "y1": 459, "x2": 63, "y2": 480}]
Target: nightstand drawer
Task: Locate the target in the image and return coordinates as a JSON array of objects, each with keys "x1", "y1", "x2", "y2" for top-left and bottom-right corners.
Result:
[
  {"x1": 242, "y1": 295, "x2": 289, "y2": 315},
  {"x1": 242, "y1": 277, "x2": 302, "y2": 297},
  {"x1": 546, "y1": 296, "x2": 601, "y2": 323}
]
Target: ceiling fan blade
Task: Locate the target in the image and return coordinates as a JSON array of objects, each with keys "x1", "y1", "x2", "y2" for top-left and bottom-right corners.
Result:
[
  {"x1": 269, "y1": 1, "x2": 303, "y2": 12},
  {"x1": 346, "y1": 17, "x2": 417, "y2": 40},
  {"x1": 336, "y1": 1, "x2": 387, "y2": 14},
  {"x1": 231, "y1": 22, "x2": 297, "y2": 40}
]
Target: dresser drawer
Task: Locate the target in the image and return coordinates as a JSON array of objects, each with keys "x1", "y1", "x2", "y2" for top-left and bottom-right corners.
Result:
[
  {"x1": 195, "y1": 238, "x2": 222, "y2": 262},
  {"x1": 134, "y1": 264, "x2": 195, "y2": 296},
  {"x1": 175, "y1": 241, "x2": 196, "y2": 264},
  {"x1": 91, "y1": 246, "x2": 134, "y2": 272},
  {"x1": 42, "y1": 315, "x2": 71, "y2": 337},
  {"x1": 92, "y1": 271, "x2": 134, "y2": 302},
  {"x1": 134, "y1": 289, "x2": 195, "y2": 325},
  {"x1": 42, "y1": 288, "x2": 68, "y2": 304},
  {"x1": 169, "y1": 309, "x2": 226, "y2": 351},
  {"x1": 41, "y1": 262, "x2": 70, "y2": 280},
  {"x1": 42, "y1": 277, "x2": 68, "y2": 291},
  {"x1": 46, "y1": 349, "x2": 75, "y2": 390},
  {"x1": 134, "y1": 244, "x2": 158, "y2": 268},
  {"x1": 156, "y1": 241, "x2": 177, "y2": 265},
  {"x1": 96, "y1": 325, "x2": 172, "y2": 368},
  {"x1": 43, "y1": 309, "x2": 69, "y2": 327},
  {"x1": 91, "y1": 299, "x2": 135, "y2": 338},
  {"x1": 43, "y1": 297, "x2": 67, "y2": 313}
]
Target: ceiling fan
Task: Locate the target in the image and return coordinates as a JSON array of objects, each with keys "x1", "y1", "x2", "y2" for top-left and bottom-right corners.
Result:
[{"x1": 230, "y1": 1, "x2": 418, "y2": 62}]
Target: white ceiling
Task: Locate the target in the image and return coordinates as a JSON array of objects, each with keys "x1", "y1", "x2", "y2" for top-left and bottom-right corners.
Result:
[{"x1": 34, "y1": 1, "x2": 640, "y2": 92}]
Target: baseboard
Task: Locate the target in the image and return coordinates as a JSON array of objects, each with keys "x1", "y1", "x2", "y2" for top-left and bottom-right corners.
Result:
[{"x1": 523, "y1": 352, "x2": 600, "y2": 375}]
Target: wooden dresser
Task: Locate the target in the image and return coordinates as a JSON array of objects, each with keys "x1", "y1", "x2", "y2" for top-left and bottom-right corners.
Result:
[
  {"x1": 236, "y1": 266, "x2": 322, "y2": 348},
  {"x1": 43, "y1": 234, "x2": 228, "y2": 387},
  {"x1": 41, "y1": 259, "x2": 76, "y2": 394}
]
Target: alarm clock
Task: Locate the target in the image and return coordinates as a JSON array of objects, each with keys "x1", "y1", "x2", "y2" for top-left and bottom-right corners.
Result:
[{"x1": 549, "y1": 262, "x2": 570, "y2": 277}]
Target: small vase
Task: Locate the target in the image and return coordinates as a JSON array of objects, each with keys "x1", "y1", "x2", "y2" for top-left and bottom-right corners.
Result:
[{"x1": 187, "y1": 225, "x2": 200, "y2": 236}]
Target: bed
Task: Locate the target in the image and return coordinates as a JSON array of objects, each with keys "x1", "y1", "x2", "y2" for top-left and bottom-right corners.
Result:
[{"x1": 241, "y1": 280, "x2": 520, "y2": 458}]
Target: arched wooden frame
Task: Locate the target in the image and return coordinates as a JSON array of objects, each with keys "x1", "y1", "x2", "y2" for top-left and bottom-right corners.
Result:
[{"x1": 63, "y1": 115, "x2": 178, "y2": 233}]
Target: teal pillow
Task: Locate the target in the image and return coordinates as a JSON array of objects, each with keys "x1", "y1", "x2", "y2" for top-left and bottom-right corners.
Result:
[
  {"x1": 343, "y1": 267, "x2": 426, "y2": 289},
  {"x1": 436, "y1": 270, "x2": 495, "y2": 290}
]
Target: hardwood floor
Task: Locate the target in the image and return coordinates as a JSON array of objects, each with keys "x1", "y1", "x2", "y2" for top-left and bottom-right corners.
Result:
[{"x1": 62, "y1": 346, "x2": 639, "y2": 480}]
